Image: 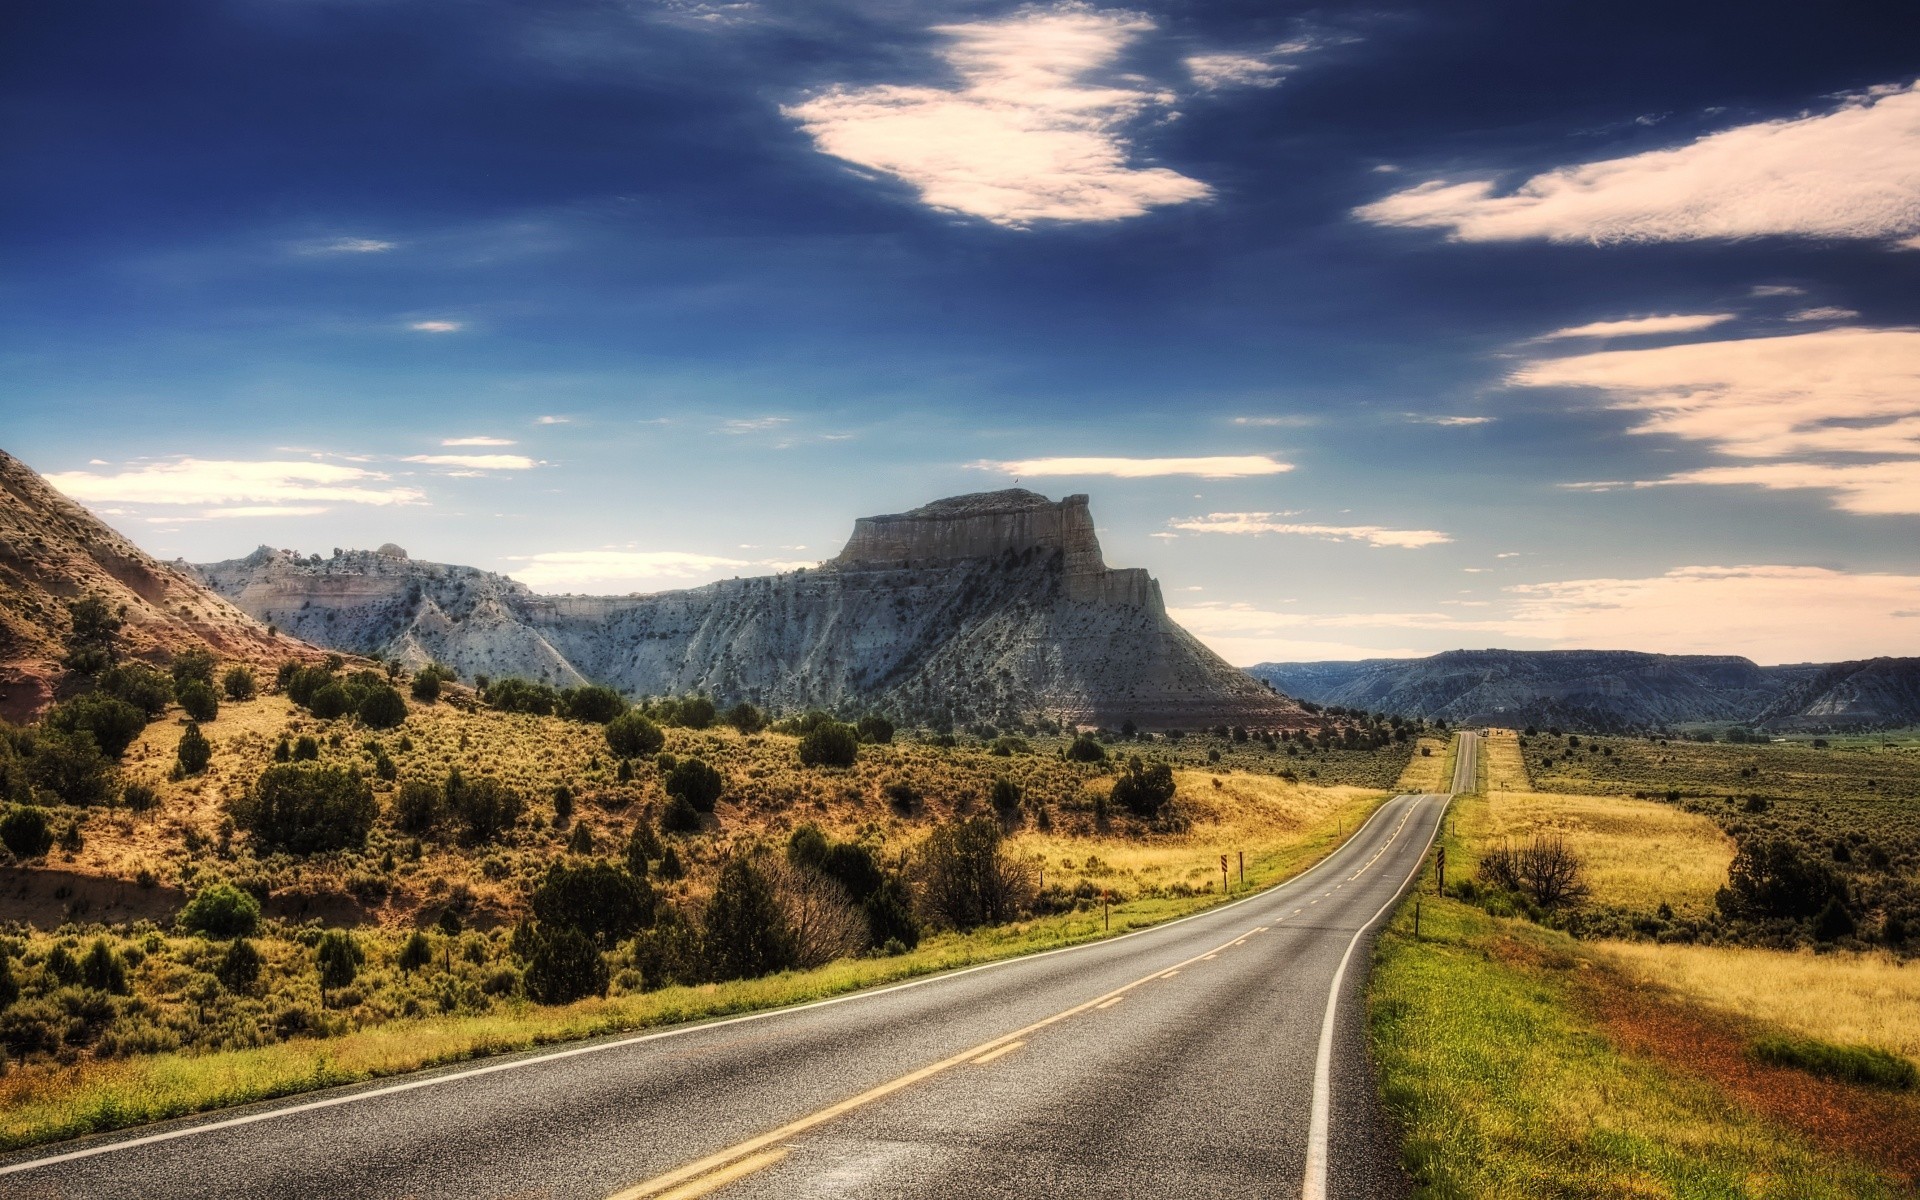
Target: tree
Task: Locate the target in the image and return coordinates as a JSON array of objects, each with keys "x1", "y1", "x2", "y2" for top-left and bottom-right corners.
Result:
[
  {"x1": 176, "y1": 679, "x2": 219, "y2": 723},
  {"x1": 48, "y1": 693, "x2": 146, "y2": 758},
  {"x1": 177, "y1": 882, "x2": 261, "y2": 937},
  {"x1": 410, "y1": 671, "x2": 442, "y2": 703},
  {"x1": 661, "y1": 794, "x2": 702, "y2": 833},
  {"x1": 798, "y1": 723, "x2": 858, "y2": 769},
  {"x1": 398, "y1": 931, "x2": 433, "y2": 975},
  {"x1": 524, "y1": 926, "x2": 608, "y2": 1004},
  {"x1": 1719, "y1": 836, "x2": 1847, "y2": 922},
  {"x1": 176, "y1": 722, "x2": 212, "y2": 775},
  {"x1": 1065, "y1": 734, "x2": 1107, "y2": 764},
  {"x1": 99, "y1": 663, "x2": 173, "y2": 718},
  {"x1": 443, "y1": 771, "x2": 523, "y2": 844},
  {"x1": 913, "y1": 816, "x2": 1035, "y2": 931},
  {"x1": 856, "y1": 714, "x2": 895, "y2": 745},
  {"x1": 1813, "y1": 897, "x2": 1857, "y2": 942},
  {"x1": 218, "y1": 938, "x2": 263, "y2": 991},
  {"x1": 222, "y1": 666, "x2": 257, "y2": 701},
  {"x1": 63, "y1": 596, "x2": 123, "y2": 673},
  {"x1": 170, "y1": 649, "x2": 217, "y2": 689},
  {"x1": 356, "y1": 685, "x2": 408, "y2": 730},
  {"x1": 234, "y1": 764, "x2": 377, "y2": 853},
  {"x1": 315, "y1": 930, "x2": 363, "y2": 996},
  {"x1": 0, "y1": 806, "x2": 55, "y2": 859},
  {"x1": 1110, "y1": 757, "x2": 1175, "y2": 817},
  {"x1": 991, "y1": 776, "x2": 1023, "y2": 818},
  {"x1": 562, "y1": 685, "x2": 627, "y2": 724},
  {"x1": 485, "y1": 677, "x2": 559, "y2": 716},
  {"x1": 764, "y1": 858, "x2": 866, "y2": 968},
  {"x1": 665, "y1": 758, "x2": 725, "y2": 813},
  {"x1": 81, "y1": 938, "x2": 129, "y2": 994},
  {"x1": 307, "y1": 682, "x2": 353, "y2": 720},
  {"x1": 661, "y1": 696, "x2": 715, "y2": 730},
  {"x1": 703, "y1": 856, "x2": 798, "y2": 981},
  {"x1": 723, "y1": 702, "x2": 766, "y2": 735},
  {"x1": 532, "y1": 861, "x2": 654, "y2": 946},
  {"x1": 26, "y1": 730, "x2": 117, "y2": 806},
  {"x1": 605, "y1": 712, "x2": 665, "y2": 759},
  {"x1": 625, "y1": 817, "x2": 661, "y2": 875}
]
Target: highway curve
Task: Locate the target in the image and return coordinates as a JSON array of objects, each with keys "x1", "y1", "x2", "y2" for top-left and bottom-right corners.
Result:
[{"x1": 2, "y1": 733, "x2": 1476, "y2": 1200}]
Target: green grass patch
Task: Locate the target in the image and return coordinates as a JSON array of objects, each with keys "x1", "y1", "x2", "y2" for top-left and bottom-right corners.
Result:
[{"x1": 1751, "y1": 1035, "x2": 1919, "y2": 1092}]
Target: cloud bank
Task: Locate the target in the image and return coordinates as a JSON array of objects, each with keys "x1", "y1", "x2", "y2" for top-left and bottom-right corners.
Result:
[
  {"x1": 1172, "y1": 512, "x2": 1452, "y2": 548},
  {"x1": 975, "y1": 454, "x2": 1292, "y2": 478},
  {"x1": 46, "y1": 459, "x2": 424, "y2": 515}
]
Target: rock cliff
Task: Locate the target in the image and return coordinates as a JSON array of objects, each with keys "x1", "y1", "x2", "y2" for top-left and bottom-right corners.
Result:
[{"x1": 194, "y1": 489, "x2": 1308, "y2": 730}]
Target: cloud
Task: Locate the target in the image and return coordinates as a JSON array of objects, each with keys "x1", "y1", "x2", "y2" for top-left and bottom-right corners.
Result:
[
  {"x1": 1787, "y1": 306, "x2": 1862, "y2": 322},
  {"x1": 1185, "y1": 39, "x2": 1313, "y2": 90},
  {"x1": 1537, "y1": 313, "x2": 1735, "y2": 340},
  {"x1": 300, "y1": 237, "x2": 396, "y2": 255},
  {"x1": 535, "y1": 415, "x2": 571, "y2": 425},
  {"x1": 720, "y1": 417, "x2": 791, "y2": 434},
  {"x1": 1232, "y1": 415, "x2": 1317, "y2": 427},
  {"x1": 1750, "y1": 284, "x2": 1807, "y2": 297},
  {"x1": 409, "y1": 320, "x2": 464, "y2": 333},
  {"x1": 1172, "y1": 512, "x2": 1452, "y2": 548},
  {"x1": 45, "y1": 459, "x2": 424, "y2": 510},
  {"x1": 974, "y1": 454, "x2": 1292, "y2": 478},
  {"x1": 1406, "y1": 414, "x2": 1494, "y2": 426},
  {"x1": 501, "y1": 549, "x2": 754, "y2": 593},
  {"x1": 1657, "y1": 460, "x2": 1920, "y2": 515},
  {"x1": 1356, "y1": 81, "x2": 1920, "y2": 246},
  {"x1": 442, "y1": 436, "x2": 516, "y2": 447},
  {"x1": 401, "y1": 454, "x2": 539, "y2": 470},
  {"x1": 783, "y1": 4, "x2": 1209, "y2": 226}
]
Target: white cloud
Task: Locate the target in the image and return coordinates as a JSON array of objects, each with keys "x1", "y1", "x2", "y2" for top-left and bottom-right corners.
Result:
[
  {"x1": 1185, "y1": 40, "x2": 1312, "y2": 90},
  {"x1": 1232, "y1": 415, "x2": 1317, "y2": 427},
  {"x1": 1537, "y1": 313, "x2": 1735, "y2": 340},
  {"x1": 144, "y1": 505, "x2": 334, "y2": 523},
  {"x1": 974, "y1": 454, "x2": 1292, "y2": 478},
  {"x1": 1407, "y1": 414, "x2": 1495, "y2": 426},
  {"x1": 720, "y1": 416, "x2": 791, "y2": 434},
  {"x1": 1356, "y1": 81, "x2": 1920, "y2": 246},
  {"x1": 442, "y1": 436, "x2": 516, "y2": 447},
  {"x1": 502, "y1": 549, "x2": 753, "y2": 593},
  {"x1": 1657, "y1": 460, "x2": 1920, "y2": 515},
  {"x1": 783, "y1": 4, "x2": 1209, "y2": 226},
  {"x1": 409, "y1": 320, "x2": 464, "y2": 333},
  {"x1": 1750, "y1": 284, "x2": 1807, "y2": 297},
  {"x1": 535, "y1": 415, "x2": 571, "y2": 425},
  {"x1": 301, "y1": 237, "x2": 396, "y2": 255},
  {"x1": 1787, "y1": 306, "x2": 1862, "y2": 322},
  {"x1": 1172, "y1": 511, "x2": 1452, "y2": 548},
  {"x1": 402, "y1": 454, "x2": 539, "y2": 471},
  {"x1": 45, "y1": 458, "x2": 424, "y2": 510}
]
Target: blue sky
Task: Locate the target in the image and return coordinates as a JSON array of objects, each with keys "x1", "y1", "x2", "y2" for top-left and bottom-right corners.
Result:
[{"x1": 5, "y1": 0, "x2": 1918, "y2": 665}]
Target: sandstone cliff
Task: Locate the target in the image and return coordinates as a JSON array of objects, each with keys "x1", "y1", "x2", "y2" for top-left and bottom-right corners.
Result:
[{"x1": 194, "y1": 489, "x2": 1308, "y2": 730}]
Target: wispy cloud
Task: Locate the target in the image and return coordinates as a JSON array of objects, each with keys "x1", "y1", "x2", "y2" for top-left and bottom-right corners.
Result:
[
  {"x1": 720, "y1": 416, "x2": 791, "y2": 434},
  {"x1": 409, "y1": 320, "x2": 464, "y2": 333},
  {"x1": 784, "y1": 4, "x2": 1209, "y2": 226},
  {"x1": 1172, "y1": 511, "x2": 1452, "y2": 548},
  {"x1": 1787, "y1": 306, "x2": 1862, "y2": 322},
  {"x1": 1231, "y1": 415, "x2": 1316, "y2": 427},
  {"x1": 442, "y1": 436, "x2": 516, "y2": 447},
  {"x1": 45, "y1": 458, "x2": 425, "y2": 511},
  {"x1": 974, "y1": 454, "x2": 1292, "y2": 478},
  {"x1": 1536, "y1": 313, "x2": 1735, "y2": 340},
  {"x1": 1357, "y1": 81, "x2": 1920, "y2": 246},
  {"x1": 299, "y1": 236, "x2": 396, "y2": 255},
  {"x1": 1657, "y1": 460, "x2": 1920, "y2": 515},
  {"x1": 535, "y1": 415, "x2": 571, "y2": 425},
  {"x1": 1185, "y1": 39, "x2": 1314, "y2": 90},
  {"x1": 402, "y1": 454, "x2": 539, "y2": 470},
  {"x1": 1406, "y1": 414, "x2": 1495, "y2": 426},
  {"x1": 1750, "y1": 284, "x2": 1807, "y2": 297}
]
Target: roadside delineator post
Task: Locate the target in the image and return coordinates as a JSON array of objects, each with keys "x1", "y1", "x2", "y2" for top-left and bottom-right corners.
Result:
[
  {"x1": 1238, "y1": 849, "x2": 1245, "y2": 886},
  {"x1": 1102, "y1": 887, "x2": 1110, "y2": 931},
  {"x1": 1436, "y1": 844, "x2": 1447, "y2": 894},
  {"x1": 1415, "y1": 900, "x2": 1422, "y2": 940},
  {"x1": 1220, "y1": 854, "x2": 1229, "y2": 895}
]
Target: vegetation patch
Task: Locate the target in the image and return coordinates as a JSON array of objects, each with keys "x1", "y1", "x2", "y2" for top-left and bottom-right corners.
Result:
[{"x1": 1751, "y1": 1035, "x2": 1918, "y2": 1092}]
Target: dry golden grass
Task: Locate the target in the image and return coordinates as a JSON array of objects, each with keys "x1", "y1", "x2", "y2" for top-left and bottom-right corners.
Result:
[
  {"x1": 1393, "y1": 736, "x2": 1450, "y2": 793},
  {"x1": 1598, "y1": 940, "x2": 1920, "y2": 1067}
]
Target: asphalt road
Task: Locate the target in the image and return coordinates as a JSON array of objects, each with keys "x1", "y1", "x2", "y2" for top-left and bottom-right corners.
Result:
[{"x1": 2, "y1": 733, "x2": 1473, "y2": 1200}]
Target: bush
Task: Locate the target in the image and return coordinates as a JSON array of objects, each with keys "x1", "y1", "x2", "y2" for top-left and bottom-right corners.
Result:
[
  {"x1": 704, "y1": 856, "x2": 798, "y2": 981},
  {"x1": 1813, "y1": 896, "x2": 1857, "y2": 942},
  {"x1": 217, "y1": 938, "x2": 263, "y2": 991},
  {"x1": 122, "y1": 781, "x2": 158, "y2": 812},
  {"x1": 307, "y1": 682, "x2": 353, "y2": 720},
  {"x1": 176, "y1": 680, "x2": 219, "y2": 723},
  {"x1": 292, "y1": 735, "x2": 320, "y2": 761},
  {"x1": 410, "y1": 672, "x2": 442, "y2": 703},
  {"x1": 98, "y1": 663, "x2": 173, "y2": 718},
  {"x1": 523, "y1": 925, "x2": 609, "y2": 1004},
  {"x1": 661, "y1": 794, "x2": 702, "y2": 833},
  {"x1": 48, "y1": 693, "x2": 147, "y2": 758},
  {"x1": 398, "y1": 931, "x2": 433, "y2": 975},
  {"x1": 914, "y1": 816, "x2": 1035, "y2": 930},
  {"x1": 26, "y1": 730, "x2": 116, "y2": 806},
  {"x1": 665, "y1": 757, "x2": 725, "y2": 813},
  {"x1": 356, "y1": 685, "x2": 408, "y2": 730},
  {"x1": 1719, "y1": 836, "x2": 1847, "y2": 922},
  {"x1": 178, "y1": 882, "x2": 261, "y2": 937},
  {"x1": 393, "y1": 780, "x2": 441, "y2": 834},
  {"x1": 765, "y1": 858, "x2": 866, "y2": 968},
  {"x1": 605, "y1": 712, "x2": 665, "y2": 759},
  {"x1": 170, "y1": 649, "x2": 217, "y2": 688},
  {"x1": 1477, "y1": 836, "x2": 1590, "y2": 909},
  {"x1": 724, "y1": 702, "x2": 766, "y2": 735},
  {"x1": 315, "y1": 930, "x2": 363, "y2": 993},
  {"x1": 485, "y1": 678, "x2": 559, "y2": 716},
  {"x1": 532, "y1": 862, "x2": 654, "y2": 945},
  {"x1": 234, "y1": 764, "x2": 377, "y2": 854},
  {"x1": 222, "y1": 666, "x2": 257, "y2": 701},
  {"x1": 176, "y1": 722, "x2": 212, "y2": 775},
  {"x1": 1065, "y1": 734, "x2": 1106, "y2": 763},
  {"x1": 656, "y1": 696, "x2": 715, "y2": 730},
  {"x1": 991, "y1": 776, "x2": 1023, "y2": 816},
  {"x1": 798, "y1": 723, "x2": 859, "y2": 769},
  {"x1": 443, "y1": 770, "x2": 523, "y2": 844},
  {"x1": 562, "y1": 685, "x2": 627, "y2": 724},
  {"x1": 1110, "y1": 757, "x2": 1175, "y2": 817},
  {"x1": 0, "y1": 807, "x2": 54, "y2": 859},
  {"x1": 856, "y1": 714, "x2": 894, "y2": 745},
  {"x1": 81, "y1": 938, "x2": 129, "y2": 994},
  {"x1": 1752, "y1": 1035, "x2": 1917, "y2": 1090}
]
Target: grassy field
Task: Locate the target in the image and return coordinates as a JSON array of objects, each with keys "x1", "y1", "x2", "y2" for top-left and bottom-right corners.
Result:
[{"x1": 1393, "y1": 735, "x2": 1452, "y2": 794}]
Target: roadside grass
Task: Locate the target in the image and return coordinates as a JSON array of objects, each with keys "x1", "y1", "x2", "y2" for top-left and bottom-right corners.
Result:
[
  {"x1": 0, "y1": 784, "x2": 1390, "y2": 1153},
  {"x1": 1394, "y1": 736, "x2": 1451, "y2": 794}
]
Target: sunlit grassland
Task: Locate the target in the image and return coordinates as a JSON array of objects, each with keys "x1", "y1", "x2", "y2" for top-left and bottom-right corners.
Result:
[{"x1": 1393, "y1": 736, "x2": 1451, "y2": 794}]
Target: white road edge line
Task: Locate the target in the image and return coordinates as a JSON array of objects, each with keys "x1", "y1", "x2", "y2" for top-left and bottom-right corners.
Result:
[{"x1": 2, "y1": 789, "x2": 1425, "y2": 1178}]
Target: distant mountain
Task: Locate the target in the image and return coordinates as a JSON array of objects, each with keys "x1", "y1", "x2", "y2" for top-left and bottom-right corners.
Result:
[
  {"x1": 1247, "y1": 649, "x2": 1840, "y2": 732},
  {"x1": 0, "y1": 449, "x2": 314, "y2": 720},
  {"x1": 194, "y1": 489, "x2": 1311, "y2": 731},
  {"x1": 1755, "y1": 657, "x2": 1920, "y2": 730}
]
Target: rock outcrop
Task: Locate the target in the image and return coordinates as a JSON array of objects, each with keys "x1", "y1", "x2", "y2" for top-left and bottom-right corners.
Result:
[
  {"x1": 1754, "y1": 657, "x2": 1920, "y2": 730},
  {"x1": 194, "y1": 489, "x2": 1309, "y2": 730}
]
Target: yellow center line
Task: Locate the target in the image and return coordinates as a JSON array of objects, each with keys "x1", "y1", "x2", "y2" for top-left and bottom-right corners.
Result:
[
  {"x1": 1095, "y1": 996, "x2": 1124, "y2": 1010},
  {"x1": 1201, "y1": 953, "x2": 1218, "y2": 961},
  {"x1": 970, "y1": 1040, "x2": 1027, "y2": 1065},
  {"x1": 614, "y1": 1147, "x2": 791, "y2": 1200},
  {"x1": 604, "y1": 924, "x2": 1263, "y2": 1199}
]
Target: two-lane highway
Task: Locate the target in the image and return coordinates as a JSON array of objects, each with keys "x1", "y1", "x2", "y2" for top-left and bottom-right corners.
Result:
[{"x1": 3, "y1": 734, "x2": 1475, "y2": 1200}]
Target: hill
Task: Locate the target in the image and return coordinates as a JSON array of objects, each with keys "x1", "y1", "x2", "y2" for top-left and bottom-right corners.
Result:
[
  {"x1": 193, "y1": 490, "x2": 1309, "y2": 731},
  {"x1": 0, "y1": 449, "x2": 314, "y2": 720},
  {"x1": 1754, "y1": 657, "x2": 1920, "y2": 730}
]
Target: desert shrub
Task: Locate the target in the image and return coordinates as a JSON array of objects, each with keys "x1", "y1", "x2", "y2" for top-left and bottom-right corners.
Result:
[
  {"x1": 523, "y1": 926, "x2": 609, "y2": 1004},
  {"x1": 1110, "y1": 757, "x2": 1175, "y2": 817},
  {"x1": 765, "y1": 858, "x2": 866, "y2": 968},
  {"x1": 62, "y1": 596, "x2": 123, "y2": 674},
  {"x1": 393, "y1": 780, "x2": 441, "y2": 834},
  {"x1": 1, "y1": 807, "x2": 55, "y2": 859},
  {"x1": 723, "y1": 702, "x2": 766, "y2": 735},
  {"x1": 307, "y1": 682, "x2": 353, "y2": 720},
  {"x1": 98, "y1": 663, "x2": 174, "y2": 718},
  {"x1": 856, "y1": 714, "x2": 894, "y2": 745},
  {"x1": 484, "y1": 677, "x2": 560, "y2": 716},
  {"x1": 629, "y1": 903, "x2": 703, "y2": 989},
  {"x1": 865, "y1": 876, "x2": 921, "y2": 950},
  {"x1": 356, "y1": 685, "x2": 408, "y2": 730},
  {"x1": 315, "y1": 930, "x2": 363, "y2": 993},
  {"x1": 1752, "y1": 1035, "x2": 1917, "y2": 1090},
  {"x1": 1813, "y1": 897, "x2": 1857, "y2": 942},
  {"x1": 704, "y1": 856, "x2": 798, "y2": 981},
  {"x1": 884, "y1": 780, "x2": 919, "y2": 815},
  {"x1": 169, "y1": 649, "x2": 217, "y2": 688},
  {"x1": 787, "y1": 824, "x2": 831, "y2": 871},
  {"x1": 1719, "y1": 836, "x2": 1848, "y2": 922},
  {"x1": 176, "y1": 722, "x2": 212, "y2": 775},
  {"x1": 654, "y1": 696, "x2": 715, "y2": 730},
  {"x1": 914, "y1": 815, "x2": 1035, "y2": 930},
  {"x1": 234, "y1": 764, "x2": 377, "y2": 854},
  {"x1": 1478, "y1": 836, "x2": 1590, "y2": 909},
  {"x1": 605, "y1": 712, "x2": 665, "y2": 759},
  {"x1": 661, "y1": 794, "x2": 702, "y2": 833},
  {"x1": 798, "y1": 723, "x2": 859, "y2": 769},
  {"x1": 47, "y1": 693, "x2": 146, "y2": 758},
  {"x1": 178, "y1": 882, "x2": 260, "y2": 937},
  {"x1": 26, "y1": 730, "x2": 116, "y2": 806},
  {"x1": 292, "y1": 735, "x2": 320, "y2": 761},
  {"x1": 222, "y1": 666, "x2": 257, "y2": 701},
  {"x1": 1065, "y1": 734, "x2": 1106, "y2": 763},
  {"x1": 283, "y1": 665, "x2": 333, "y2": 707},
  {"x1": 176, "y1": 680, "x2": 219, "y2": 723},
  {"x1": 218, "y1": 938, "x2": 263, "y2": 991},
  {"x1": 398, "y1": 931, "x2": 433, "y2": 975},
  {"x1": 410, "y1": 672, "x2": 442, "y2": 703},
  {"x1": 561, "y1": 685, "x2": 627, "y2": 724},
  {"x1": 991, "y1": 776, "x2": 1023, "y2": 817},
  {"x1": 122, "y1": 781, "x2": 158, "y2": 812},
  {"x1": 989, "y1": 736, "x2": 1030, "y2": 757},
  {"x1": 533, "y1": 861, "x2": 654, "y2": 945},
  {"x1": 81, "y1": 938, "x2": 129, "y2": 994},
  {"x1": 665, "y1": 757, "x2": 724, "y2": 813},
  {"x1": 443, "y1": 770, "x2": 523, "y2": 844}
]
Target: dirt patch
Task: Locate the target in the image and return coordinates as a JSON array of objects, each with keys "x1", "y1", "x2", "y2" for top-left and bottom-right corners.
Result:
[{"x1": 0, "y1": 866, "x2": 185, "y2": 928}]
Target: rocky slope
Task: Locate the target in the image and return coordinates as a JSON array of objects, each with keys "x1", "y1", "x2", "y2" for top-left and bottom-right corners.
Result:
[
  {"x1": 0, "y1": 449, "x2": 318, "y2": 720},
  {"x1": 1754, "y1": 657, "x2": 1920, "y2": 730},
  {"x1": 194, "y1": 490, "x2": 1309, "y2": 730},
  {"x1": 1248, "y1": 649, "x2": 1834, "y2": 732}
]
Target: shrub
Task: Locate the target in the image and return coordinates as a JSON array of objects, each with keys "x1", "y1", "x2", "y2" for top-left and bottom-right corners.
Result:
[
  {"x1": 486, "y1": 678, "x2": 559, "y2": 716},
  {"x1": 234, "y1": 764, "x2": 377, "y2": 854},
  {"x1": 307, "y1": 682, "x2": 353, "y2": 720},
  {"x1": 283, "y1": 665, "x2": 333, "y2": 707},
  {"x1": 661, "y1": 794, "x2": 702, "y2": 833},
  {"x1": 26, "y1": 730, "x2": 116, "y2": 806},
  {"x1": 176, "y1": 680, "x2": 219, "y2": 723},
  {"x1": 122, "y1": 781, "x2": 158, "y2": 812},
  {"x1": 724, "y1": 702, "x2": 766, "y2": 735},
  {"x1": 98, "y1": 663, "x2": 174, "y2": 718},
  {"x1": 222, "y1": 666, "x2": 257, "y2": 701},
  {"x1": 81, "y1": 938, "x2": 129, "y2": 994},
  {"x1": 292, "y1": 735, "x2": 320, "y2": 761},
  {"x1": 1719, "y1": 836, "x2": 1847, "y2": 922},
  {"x1": 562, "y1": 685, "x2": 627, "y2": 724},
  {"x1": 410, "y1": 672, "x2": 442, "y2": 703},
  {"x1": 552, "y1": 784, "x2": 574, "y2": 824},
  {"x1": 63, "y1": 596, "x2": 123, "y2": 674},
  {"x1": 178, "y1": 882, "x2": 260, "y2": 937},
  {"x1": 787, "y1": 824, "x2": 830, "y2": 872},
  {"x1": 1110, "y1": 757, "x2": 1175, "y2": 817},
  {"x1": 0, "y1": 807, "x2": 55, "y2": 859},
  {"x1": 176, "y1": 722, "x2": 212, "y2": 775},
  {"x1": 218, "y1": 938, "x2": 263, "y2": 991},
  {"x1": 765, "y1": 858, "x2": 866, "y2": 968},
  {"x1": 523, "y1": 926, "x2": 609, "y2": 1004},
  {"x1": 625, "y1": 818, "x2": 661, "y2": 874},
  {"x1": 991, "y1": 776, "x2": 1023, "y2": 816},
  {"x1": 394, "y1": 780, "x2": 441, "y2": 834},
  {"x1": 656, "y1": 696, "x2": 715, "y2": 730},
  {"x1": 665, "y1": 757, "x2": 725, "y2": 813},
  {"x1": 398, "y1": 931, "x2": 433, "y2": 975},
  {"x1": 798, "y1": 723, "x2": 859, "y2": 769},
  {"x1": 856, "y1": 714, "x2": 894, "y2": 745},
  {"x1": 605, "y1": 712, "x2": 665, "y2": 759},
  {"x1": 48, "y1": 693, "x2": 147, "y2": 758},
  {"x1": 356, "y1": 685, "x2": 408, "y2": 730},
  {"x1": 1477, "y1": 836, "x2": 1590, "y2": 909},
  {"x1": 865, "y1": 875, "x2": 921, "y2": 950},
  {"x1": 170, "y1": 649, "x2": 217, "y2": 688},
  {"x1": 884, "y1": 781, "x2": 919, "y2": 815},
  {"x1": 1752, "y1": 1035, "x2": 1917, "y2": 1090},
  {"x1": 1065, "y1": 734, "x2": 1106, "y2": 763},
  {"x1": 315, "y1": 930, "x2": 363, "y2": 994},
  {"x1": 704, "y1": 856, "x2": 798, "y2": 981},
  {"x1": 443, "y1": 771, "x2": 523, "y2": 844},
  {"x1": 1813, "y1": 897, "x2": 1857, "y2": 942},
  {"x1": 532, "y1": 862, "x2": 654, "y2": 946},
  {"x1": 914, "y1": 815, "x2": 1035, "y2": 930}
]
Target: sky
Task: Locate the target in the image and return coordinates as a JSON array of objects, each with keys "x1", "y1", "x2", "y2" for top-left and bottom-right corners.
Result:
[{"x1": 4, "y1": 0, "x2": 1918, "y2": 667}]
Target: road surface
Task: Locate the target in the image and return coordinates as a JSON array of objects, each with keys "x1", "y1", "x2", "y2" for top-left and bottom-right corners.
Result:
[{"x1": 2, "y1": 733, "x2": 1475, "y2": 1200}]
